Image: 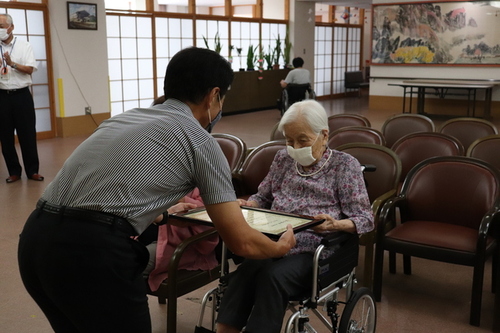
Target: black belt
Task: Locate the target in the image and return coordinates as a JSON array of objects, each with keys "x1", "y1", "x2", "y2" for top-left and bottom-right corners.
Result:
[
  {"x1": 0, "y1": 86, "x2": 29, "y2": 95},
  {"x1": 36, "y1": 200, "x2": 136, "y2": 235}
]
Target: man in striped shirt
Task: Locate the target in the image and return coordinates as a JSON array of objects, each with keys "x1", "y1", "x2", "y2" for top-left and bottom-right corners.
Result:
[{"x1": 18, "y1": 47, "x2": 296, "y2": 333}]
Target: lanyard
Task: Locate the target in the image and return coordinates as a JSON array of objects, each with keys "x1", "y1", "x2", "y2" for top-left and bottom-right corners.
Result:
[{"x1": 0, "y1": 37, "x2": 17, "y2": 70}]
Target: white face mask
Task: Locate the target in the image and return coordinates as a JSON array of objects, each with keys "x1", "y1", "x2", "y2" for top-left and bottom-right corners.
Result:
[
  {"x1": 0, "y1": 28, "x2": 10, "y2": 41},
  {"x1": 286, "y1": 134, "x2": 319, "y2": 166}
]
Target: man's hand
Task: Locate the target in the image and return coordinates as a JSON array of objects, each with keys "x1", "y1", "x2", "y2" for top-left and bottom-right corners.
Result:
[
  {"x1": 168, "y1": 202, "x2": 197, "y2": 215},
  {"x1": 153, "y1": 202, "x2": 197, "y2": 225},
  {"x1": 3, "y1": 51, "x2": 12, "y2": 66},
  {"x1": 277, "y1": 224, "x2": 296, "y2": 252}
]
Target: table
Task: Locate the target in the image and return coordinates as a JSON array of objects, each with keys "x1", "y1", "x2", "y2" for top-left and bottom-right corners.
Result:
[{"x1": 389, "y1": 79, "x2": 500, "y2": 119}]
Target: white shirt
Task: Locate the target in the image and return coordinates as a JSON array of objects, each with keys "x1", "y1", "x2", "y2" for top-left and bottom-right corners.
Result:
[
  {"x1": 284, "y1": 68, "x2": 310, "y2": 85},
  {"x1": 0, "y1": 37, "x2": 37, "y2": 89}
]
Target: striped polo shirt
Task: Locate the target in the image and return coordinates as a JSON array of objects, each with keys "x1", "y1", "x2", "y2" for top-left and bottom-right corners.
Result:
[{"x1": 41, "y1": 99, "x2": 236, "y2": 234}]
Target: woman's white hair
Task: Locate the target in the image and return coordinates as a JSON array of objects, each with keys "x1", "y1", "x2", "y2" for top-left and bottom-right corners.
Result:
[{"x1": 278, "y1": 100, "x2": 328, "y2": 135}]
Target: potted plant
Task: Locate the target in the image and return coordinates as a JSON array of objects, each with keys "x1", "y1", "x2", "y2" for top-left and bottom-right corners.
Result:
[
  {"x1": 272, "y1": 35, "x2": 282, "y2": 70},
  {"x1": 283, "y1": 27, "x2": 292, "y2": 68},
  {"x1": 202, "y1": 32, "x2": 222, "y2": 54},
  {"x1": 228, "y1": 44, "x2": 234, "y2": 65},
  {"x1": 246, "y1": 44, "x2": 257, "y2": 71},
  {"x1": 263, "y1": 45, "x2": 273, "y2": 70},
  {"x1": 263, "y1": 52, "x2": 273, "y2": 70},
  {"x1": 236, "y1": 47, "x2": 244, "y2": 71}
]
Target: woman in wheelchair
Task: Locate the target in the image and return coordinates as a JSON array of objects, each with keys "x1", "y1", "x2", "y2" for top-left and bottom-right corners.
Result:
[{"x1": 216, "y1": 100, "x2": 374, "y2": 333}]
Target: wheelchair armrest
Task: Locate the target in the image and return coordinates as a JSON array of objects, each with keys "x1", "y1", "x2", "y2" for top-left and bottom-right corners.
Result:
[{"x1": 320, "y1": 231, "x2": 356, "y2": 248}]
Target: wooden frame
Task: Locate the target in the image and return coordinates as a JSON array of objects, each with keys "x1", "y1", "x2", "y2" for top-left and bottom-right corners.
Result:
[
  {"x1": 67, "y1": 2, "x2": 97, "y2": 30},
  {"x1": 372, "y1": 1, "x2": 500, "y2": 66}
]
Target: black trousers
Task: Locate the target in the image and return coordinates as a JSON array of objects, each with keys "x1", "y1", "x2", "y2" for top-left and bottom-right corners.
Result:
[
  {"x1": 217, "y1": 254, "x2": 313, "y2": 333},
  {"x1": 18, "y1": 208, "x2": 152, "y2": 333},
  {"x1": 0, "y1": 87, "x2": 40, "y2": 177}
]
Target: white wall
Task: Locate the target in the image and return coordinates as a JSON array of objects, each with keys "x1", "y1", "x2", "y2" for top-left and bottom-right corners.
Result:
[
  {"x1": 48, "y1": 0, "x2": 110, "y2": 117},
  {"x1": 290, "y1": 0, "x2": 315, "y2": 85},
  {"x1": 263, "y1": 0, "x2": 285, "y2": 20},
  {"x1": 370, "y1": 0, "x2": 500, "y2": 100}
]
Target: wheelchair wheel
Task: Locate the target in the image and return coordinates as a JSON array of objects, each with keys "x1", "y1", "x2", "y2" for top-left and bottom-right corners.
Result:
[
  {"x1": 281, "y1": 89, "x2": 290, "y2": 116},
  {"x1": 338, "y1": 287, "x2": 376, "y2": 333}
]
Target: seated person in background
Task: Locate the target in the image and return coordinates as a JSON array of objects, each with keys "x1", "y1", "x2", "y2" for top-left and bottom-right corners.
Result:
[
  {"x1": 145, "y1": 188, "x2": 220, "y2": 292},
  {"x1": 280, "y1": 57, "x2": 310, "y2": 88},
  {"x1": 216, "y1": 99, "x2": 374, "y2": 333}
]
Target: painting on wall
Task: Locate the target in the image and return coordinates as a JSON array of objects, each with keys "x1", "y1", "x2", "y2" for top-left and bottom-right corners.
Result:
[
  {"x1": 67, "y1": 2, "x2": 97, "y2": 30},
  {"x1": 372, "y1": 1, "x2": 500, "y2": 65}
]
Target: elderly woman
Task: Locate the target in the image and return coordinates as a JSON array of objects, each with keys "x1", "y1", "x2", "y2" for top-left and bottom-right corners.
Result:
[{"x1": 216, "y1": 100, "x2": 374, "y2": 333}]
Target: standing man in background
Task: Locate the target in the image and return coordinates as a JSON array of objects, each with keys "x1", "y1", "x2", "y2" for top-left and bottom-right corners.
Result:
[{"x1": 0, "y1": 13, "x2": 43, "y2": 183}]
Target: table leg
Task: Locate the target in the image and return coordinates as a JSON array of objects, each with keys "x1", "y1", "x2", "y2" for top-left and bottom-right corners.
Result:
[
  {"x1": 417, "y1": 87, "x2": 425, "y2": 114},
  {"x1": 402, "y1": 86, "x2": 407, "y2": 113},
  {"x1": 467, "y1": 88, "x2": 471, "y2": 117},
  {"x1": 484, "y1": 88, "x2": 493, "y2": 120}
]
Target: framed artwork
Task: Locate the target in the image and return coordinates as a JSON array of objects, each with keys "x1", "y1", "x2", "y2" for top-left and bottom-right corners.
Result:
[
  {"x1": 372, "y1": 1, "x2": 500, "y2": 65},
  {"x1": 67, "y1": 2, "x2": 97, "y2": 30}
]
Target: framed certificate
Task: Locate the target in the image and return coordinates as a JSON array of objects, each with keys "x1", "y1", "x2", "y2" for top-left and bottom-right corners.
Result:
[{"x1": 174, "y1": 206, "x2": 325, "y2": 238}]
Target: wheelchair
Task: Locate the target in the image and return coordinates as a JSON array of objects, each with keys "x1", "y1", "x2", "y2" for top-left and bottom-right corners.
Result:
[
  {"x1": 194, "y1": 232, "x2": 376, "y2": 333},
  {"x1": 280, "y1": 83, "x2": 316, "y2": 116}
]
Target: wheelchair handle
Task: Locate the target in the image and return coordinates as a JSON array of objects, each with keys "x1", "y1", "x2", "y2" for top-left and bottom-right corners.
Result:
[{"x1": 361, "y1": 164, "x2": 377, "y2": 173}]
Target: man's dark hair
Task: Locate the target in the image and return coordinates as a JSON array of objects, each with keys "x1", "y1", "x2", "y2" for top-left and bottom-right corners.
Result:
[
  {"x1": 164, "y1": 47, "x2": 234, "y2": 104},
  {"x1": 292, "y1": 57, "x2": 304, "y2": 68}
]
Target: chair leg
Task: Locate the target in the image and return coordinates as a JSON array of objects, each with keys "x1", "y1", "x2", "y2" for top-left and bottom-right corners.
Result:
[
  {"x1": 373, "y1": 244, "x2": 385, "y2": 301},
  {"x1": 403, "y1": 255, "x2": 412, "y2": 275},
  {"x1": 493, "y1": 246, "x2": 498, "y2": 293},
  {"x1": 470, "y1": 260, "x2": 486, "y2": 326},
  {"x1": 363, "y1": 242, "x2": 374, "y2": 290},
  {"x1": 389, "y1": 251, "x2": 396, "y2": 274}
]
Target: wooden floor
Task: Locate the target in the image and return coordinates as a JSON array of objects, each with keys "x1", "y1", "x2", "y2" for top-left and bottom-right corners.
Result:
[{"x1": 1, "y1": 94, "x2": 498, "y2": 333}]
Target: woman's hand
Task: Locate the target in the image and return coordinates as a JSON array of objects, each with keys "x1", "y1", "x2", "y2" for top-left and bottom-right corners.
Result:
[
  {"x1": 237, "y1": 199, "x2": 258, "y2": 207},
  {"x1": 311, "y1": 214, "x2": 356, "y2": 233}
]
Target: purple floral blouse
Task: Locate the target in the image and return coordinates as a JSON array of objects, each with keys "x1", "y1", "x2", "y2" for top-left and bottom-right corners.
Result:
[{"x1": 248, "y1": 148, "x2": 374, "y2": 257}]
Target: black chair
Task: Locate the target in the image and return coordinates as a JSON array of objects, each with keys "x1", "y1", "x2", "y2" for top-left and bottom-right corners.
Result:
[{"x1": 344, "y1": 71, "x2": 369, "y2": 97}]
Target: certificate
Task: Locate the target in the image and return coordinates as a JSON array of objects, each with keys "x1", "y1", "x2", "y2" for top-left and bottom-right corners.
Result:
[{"x1": 174, "y1": 206, "x2": 325, "y2": 238}]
